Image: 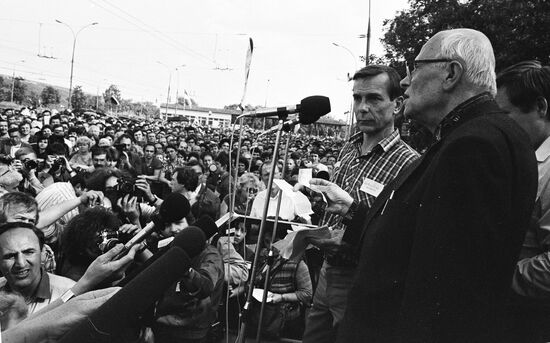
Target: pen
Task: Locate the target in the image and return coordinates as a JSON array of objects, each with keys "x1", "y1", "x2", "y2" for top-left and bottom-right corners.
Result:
[{"x1": 381, "y1": 190, "x2": 395, "y2": 215}]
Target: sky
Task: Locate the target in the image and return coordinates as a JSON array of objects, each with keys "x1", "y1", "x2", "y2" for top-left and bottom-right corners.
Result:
[{"x1": 0, "y1": 0, "x2": 410, "y2": 121}]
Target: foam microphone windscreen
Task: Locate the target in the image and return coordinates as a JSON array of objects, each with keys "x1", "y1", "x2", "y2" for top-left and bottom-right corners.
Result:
[
  {"x1": 160, "y1": 192, "x2": 191, "y2": 223},
  {"x1": 172, "y1": 225, "x2": 207, "y2": 257},
  {"x1": 59, "y1": 247, "x2": 190, "y2": 343},
  {"x1": 191, "y1": 215, "x2": 218, "y2": 240},
  {"x1": 299, "y1": 95, "x2": 331, "y2": 124},
  {"x1": 117, "y1": 226, "x2": 206, "y2": 287}
]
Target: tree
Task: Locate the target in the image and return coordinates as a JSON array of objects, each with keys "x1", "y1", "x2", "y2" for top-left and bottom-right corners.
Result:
[
  {"x1": 28, "y1": 91, "x2": 40, "y2": 107},
  {"x1": 381, "y1": 0, "x2": 550, "y2": 72},
  {"x1": 40, "y1": 86, "x2": 60, "y2": 106},
  {"x1": 71, "y1": 85, "x2": 87, "y2": 110},
  {"x1": 103, "y1": 84, "x2": 121, "y2": 105},
  {"x1": 12, "y1": 77, "x2": 26, "y2": 104}
]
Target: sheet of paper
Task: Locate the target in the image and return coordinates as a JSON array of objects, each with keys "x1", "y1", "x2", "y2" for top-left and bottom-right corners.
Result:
[
  {"x1": 273, "y1": 179, "x2": 296, "y2": 196},
  {"x1": 298, "y1": 168, "x2": 313, "y2": 186},
  {"x1": 277, "y1": 226, "x2": 331, "y2": 260},
  {"x1": 253, "y1": 288, "x2": 273, "y2": 303}
]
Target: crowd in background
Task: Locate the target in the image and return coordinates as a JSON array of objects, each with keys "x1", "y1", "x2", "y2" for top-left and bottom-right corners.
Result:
[{"x1": 0, "y1": 105, "x2": 357, "y2": 342}]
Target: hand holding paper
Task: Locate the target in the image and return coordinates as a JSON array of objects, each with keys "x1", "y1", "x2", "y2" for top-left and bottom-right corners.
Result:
[{"x1": 309, "y1": 178, "x2": 354, "y2": 216}]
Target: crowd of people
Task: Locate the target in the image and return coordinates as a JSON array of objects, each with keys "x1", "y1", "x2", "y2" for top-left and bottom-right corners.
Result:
[{"x1": 0, "y1": 27, "x2": 550, "y2": 343}]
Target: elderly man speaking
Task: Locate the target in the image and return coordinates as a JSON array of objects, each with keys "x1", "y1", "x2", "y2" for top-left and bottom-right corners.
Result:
[{"x1": 310, "y1": 28, "x2": 538, "y2": 343}]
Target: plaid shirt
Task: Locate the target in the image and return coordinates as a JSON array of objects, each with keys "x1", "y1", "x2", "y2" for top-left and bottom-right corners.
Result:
[{"x1": 322, "y1": 129, "x2": 419, "y2": 231}]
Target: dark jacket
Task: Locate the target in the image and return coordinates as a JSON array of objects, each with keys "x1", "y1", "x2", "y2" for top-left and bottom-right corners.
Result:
[
  {"x1": 338, "y1": 94, "x2": 538, "y2": 343},
  {"x1": 0, "y1": 140, "x2": 31, "y2": 156}
]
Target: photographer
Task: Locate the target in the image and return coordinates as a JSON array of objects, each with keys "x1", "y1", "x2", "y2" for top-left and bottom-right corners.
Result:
[
  {"x1": 58, "y1": 206, "x2": 147, "y2": 282},
  {"x1": 13, "y1": 147, "x2": 51, "y2": 195},
  {"x1": 85, "y1": 168, "x2": 158, "y2": 228},
  {"x1": 114, "y1": 134, "x2": 143, "y2": 176},
  {"x1": 44, "y1": 142, "x2": 75, "y2": 183}
]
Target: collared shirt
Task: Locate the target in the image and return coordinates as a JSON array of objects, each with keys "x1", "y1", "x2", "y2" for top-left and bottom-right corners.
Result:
[
  {"x1": 322, "y1": 129, "x2": 419, "y2": 231},
  {"x1": 512, "y1": 135, "x2": 550, "y2": 297},
  {"x1": 0, "y1": 269, "x2": 75, "y2": 315}
]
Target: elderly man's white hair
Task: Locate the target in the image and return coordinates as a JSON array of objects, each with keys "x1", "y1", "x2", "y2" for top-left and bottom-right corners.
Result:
[{"x1": 437, "y1": 28, "x2": 497, "y2": 96}]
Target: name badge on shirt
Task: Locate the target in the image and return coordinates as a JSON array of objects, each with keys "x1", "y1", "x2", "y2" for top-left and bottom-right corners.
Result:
[{"x1": 360, "y1": 178, "x2": 384, "y2": 197}]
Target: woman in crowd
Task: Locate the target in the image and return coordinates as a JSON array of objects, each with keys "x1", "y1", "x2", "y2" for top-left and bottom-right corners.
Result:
[
  {"x1": 219, "y1": 172, "x2": 264, "y2": 217},
  {"x1": 69, "y1": 136, "x2": 94, "y2": 172}
]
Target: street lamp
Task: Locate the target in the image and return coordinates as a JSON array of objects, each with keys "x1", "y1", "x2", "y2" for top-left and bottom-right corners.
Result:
[
  {"x1": 332, "y1": 42, "x2": 358, "y2": 80},
  {"x1": 332, "y1": 42, "x2": 358, "y2": 138},
  {"x1": 10, "y1": 60, "x2": 25, "y2": 103},
  {"x1": 56, "y1": 19, "x2": 98, "y2": 110},
  {"x1": 358, "y1": 0, "x2": 372, "y2": 65},
  {"x1": 157, "y1": 62, "x2": 185, "y2": 121}
]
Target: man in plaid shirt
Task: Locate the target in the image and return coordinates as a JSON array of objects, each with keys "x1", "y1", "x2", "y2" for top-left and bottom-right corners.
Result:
[{"x1": 303, "y1": 65, "x2": 419, "y2": 343}]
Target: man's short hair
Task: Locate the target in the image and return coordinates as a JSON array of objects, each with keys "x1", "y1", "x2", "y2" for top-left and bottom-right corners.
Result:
[
  {"x1": 175, "y1": 166, "x2": 198, "y2": 191},
  {"x1": 14, "y1": 147, "x2": 35, "y2": 160},
  {"x1": 0, "y1": 222, "x2": 44, "y2": 249},
  {"x1": 352, "y1": 65, "x2": 403, "y2": 100},
  {"x1": 47, "y1": 142, "x2": 67, "y2": 156},
  {"x1": 91, "y1": 146, "x2": 108, "y2": 157},
  {"x1": 497, "y1": 60, "x2": 550, "y2": 117},
  {"x1": 0, "y1": 192, "x2": 39, "y2": 224},
  {"x1": 437, "y1": 28, "x2": 497, "y2": 95}
]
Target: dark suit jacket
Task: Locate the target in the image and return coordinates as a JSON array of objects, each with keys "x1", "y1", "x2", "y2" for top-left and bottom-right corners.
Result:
[
  {"x1": 0, "y1": 140, "x2": 32, "y2": 156},
  {"x1": 338, "y1": 94, "x2": 538, "y2": 343}
]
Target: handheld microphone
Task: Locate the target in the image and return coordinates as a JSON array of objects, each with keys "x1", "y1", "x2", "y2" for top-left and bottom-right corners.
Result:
[
  {"x1": 117, "y1": 226, "x2": 206, "y2": 287},
  {"x1": 113, "y1": 193, "x2": 191, "y2": 259},
  {"x1": 113, "y1": 215, "x2": 163, "y2": 260},
  {"x1": 59, "y1": 246, "x2": 191, "y2": 343},
  {"x1": 259, "y1": 96, "x2": 331, "y2": 136},
  {"x1": 243, "y1": 95, "x2": 330, "y2": 119}
]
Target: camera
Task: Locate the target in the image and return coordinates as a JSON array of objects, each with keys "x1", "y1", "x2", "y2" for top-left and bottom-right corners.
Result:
[
  {"x1": 50, "y1": 157, "x2": 66, "y2": 172},
  {"x1": 96, "y1": 229, "x2": 121, "y2": 254},
  {"x1": 96, "y1": 229, "x2": 133, "y2": 254},
  {"x1": 114, "y1": 177, "x2": 144, "y2": 198},
  {"x1": 24, "y1": 159, "x2": 38, "y2": 170}
]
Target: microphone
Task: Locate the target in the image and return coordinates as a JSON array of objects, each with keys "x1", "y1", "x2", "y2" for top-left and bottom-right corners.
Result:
[
  {"x1": 192, "y1": 215, "x2": 219, "y2": 240},
  {"x1": 243, "y1": 95, "x2": 330, "y2": 119},
  {"x1": 59, "y1": 246, "x2": 190, "y2": 343},
  {"x1": 113, "y1": 193, "x2": 191, "y2": 259},
  {"x1": 113, "y1": 215, "x2": 163, "y2": 260},
  {"x1": 117, "y1": 226, "x2": 206, "y2": 287},
  {"x1": 259, "y1": 96, "x2": 331, "y2": 136}
]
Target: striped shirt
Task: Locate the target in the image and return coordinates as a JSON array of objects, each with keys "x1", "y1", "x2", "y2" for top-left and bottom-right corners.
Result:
[
  {"x1": 36, "y1": 182, "x2": 79, "y2": 244},
  {"x1": 322, "y1": 129, "x2": 419, "y2": 231}
]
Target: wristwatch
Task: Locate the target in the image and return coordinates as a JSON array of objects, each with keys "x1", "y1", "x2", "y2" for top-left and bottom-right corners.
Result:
[
  {"x1": 148, "y1": 195, "x2": 158, "y2": 206},
  {"x1": 342, "y1": 201, "x2": 358, "y2": 227}
]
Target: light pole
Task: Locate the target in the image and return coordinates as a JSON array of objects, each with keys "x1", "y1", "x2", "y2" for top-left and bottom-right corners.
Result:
[
  {"x1": 157, "y1": 62, "x2": 185, "y2": 121},
  {"x1": 332, "y1": 42, "x2": 358, "y2": 138},
  {"x1": 174, "y1": 65, "x2": 186, "y2": 116},
  {"x1": 56, "y1": 19, "x2": 98, "y2": 110},
  {"x1": 10, "y1": 60, "x2": 25, "y2": 103},
  {"x1": 358, "y1": 0, "x2": 372, "y2": 65},
  {"x1": 332, "y1": 42, "x2": 358, "y2": 80}
]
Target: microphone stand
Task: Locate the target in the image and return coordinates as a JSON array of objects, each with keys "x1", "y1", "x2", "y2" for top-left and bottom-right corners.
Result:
[
  {"x1": 255, "y1": 131, "x2": 293, "y2": 343},
  {"x1": 236, "y1": 119, "x2": 285, "y2": 343},
  {"x1": 227, "y1": 114, "x2": 246, "y2": 343}
]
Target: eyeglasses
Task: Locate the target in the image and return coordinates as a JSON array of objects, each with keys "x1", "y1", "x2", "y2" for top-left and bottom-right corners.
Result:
[{"x1": 406, "y1": 58, "x2": 454, "y2": 79}]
